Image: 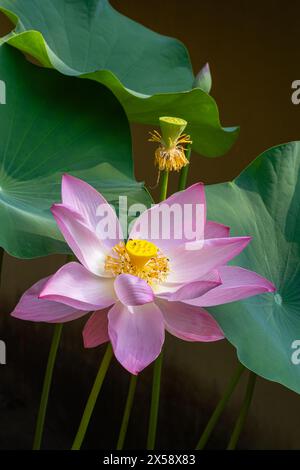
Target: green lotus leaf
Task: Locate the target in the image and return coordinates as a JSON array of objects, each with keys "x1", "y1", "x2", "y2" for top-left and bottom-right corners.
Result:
[
  {"x1": 0, "y1": 44, "x2": 151, "y2": 258},
  {"x1": 0, "y1": 0, "x2": 239, "y2": 157},
  {"x1": 206, "y1": 142, "x2": 300, "y2": 394}
]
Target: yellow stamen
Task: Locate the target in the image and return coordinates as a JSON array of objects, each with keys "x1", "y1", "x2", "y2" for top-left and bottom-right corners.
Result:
[
  {"x1": 105, "y1": 241, "x2": 169, "y2": 286},
  {"x1": 149, "y1": 130, "x2": 192, "y2": 172}
]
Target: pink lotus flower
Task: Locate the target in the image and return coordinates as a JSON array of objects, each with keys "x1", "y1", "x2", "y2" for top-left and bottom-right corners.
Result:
[{"x1": 11, "y1": 175, "x2": 275, "y2": 374}]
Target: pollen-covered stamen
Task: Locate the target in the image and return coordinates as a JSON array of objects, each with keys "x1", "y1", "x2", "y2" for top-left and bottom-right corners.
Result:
[
  {"x1": 149, "y1": 116, "x2": 192, "y2": 172},
  {"x1": 152, "y1": 137, "x2": 191, "y2": 172},
  {"x1": 105, "y1": 240, "x2": 169, "y2": 286}
]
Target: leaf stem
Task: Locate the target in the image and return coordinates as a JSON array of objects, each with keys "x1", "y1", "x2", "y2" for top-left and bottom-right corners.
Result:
[
  {"x1": 146, "y1": 351, "x2": 164, "y2": 450},
  {"x1": 178, "y1": 145, "x2": 192, "y2": 191},
  {"x1": 227, "y1": 371, "x2": 257, "y2": 450},
  {"x1": 33, "y1": 323, "x2": 63, "y2": 450},
  {"x1": 71, "y1": 343, "x2": 113, "y2": 450},
  {"x1": 116, "y1": 374, "x2": 138, "y2": 450},
  {"x1": 196, "y1": 362, "x2": 245, "y2": 449}
]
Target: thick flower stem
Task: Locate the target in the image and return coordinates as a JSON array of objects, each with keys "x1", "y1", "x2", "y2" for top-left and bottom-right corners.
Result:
[
  {"x1": 146, "y1": 164, "x2": 170, "y2": 450},
  {"x1": 72, "y1": 343, "x2": 113, "y2": 450},
  {"x1": 226, "y1": 371, "x2": 257, "y2": 450},
  {"x1": 147, "y1": 351, "x2": 164, "y2": 450},
  {"x1": 33, "y1": 323, "x2": 63, "y2": 450},
  {"x1": 116, "y1": 374, "x2": 138, "y2": 450},
  {"x1": 159, "y1": 170, "x2": 169, "y2": 201},
  {"x1": 196, "y1": 363, "x2": 245, "y2": 450},
  {"x1": 178, "y1": 145, "x2": 192, "y2": 191}
]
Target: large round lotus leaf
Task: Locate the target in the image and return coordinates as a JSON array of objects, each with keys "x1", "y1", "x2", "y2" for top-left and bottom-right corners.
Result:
[
  {"x1": 206, "y1": 142, "x2": 300, "y2": 394},
  {"x1": 0, "y1": 45, "x2": 151, "y2": 258},
  {"x1": 0, "y1": 0, "x2": 239, "y2": 157}
]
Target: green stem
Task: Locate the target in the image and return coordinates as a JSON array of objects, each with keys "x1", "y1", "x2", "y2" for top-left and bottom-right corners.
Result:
[
  {"x1": 147, "y1": 351, "x2": 164, "y2": 450},
  {"x1": 33, "y1": 323, "x2": 63, "y2": 450},
  {"x1": 146, "y1": 165, "x2": 170, "y2": 450},
  {"x1": 116, "y1": 374, "x2": 138, "y2": 450},
  {"x1": 196, "y1": 363, "x2": 245, "y2": 450},
  {"x1": 72, "y1": 343, "x2": 113, "y2": 450},
  {"x1": 227, "y1": 371, "x2": 257, "y2": 450},
  {"x1": 159, "y1": 170, "x2": 169, "y2": 201},
  {"x1": 178, "y1": 145, "x2": 192, "y2": 191}
]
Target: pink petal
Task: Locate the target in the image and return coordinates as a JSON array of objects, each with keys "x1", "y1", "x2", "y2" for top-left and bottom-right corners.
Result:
[
  {"x1": 129, "y1": 183, "x2": 206, "y2": 253},
  {"x1": 108, "y1": 301, "x2": 164, "y2": 374},
  {"x1": 83, "y1": 309, "x2": 109, "y2": 348},
  {"x1": 205, "y1": 221, "x2": 230, "y2": 239},
  {"x1": 114, "y1": 274, "x2": 154, "y2": 306},
  {"x1": 154, "y1": 281, "x2": 186, "y2": 298},
  {"x1": 187, "y1": 265, "x2": 276, "y2": 307},
  {"x1": 62, "y1": 174, "x2": 123, "y2": 249},
  {"x1": 39, "y1": 262, "x2": 116, "y2": 310},
  {"x1": 11, "y1": 277, "x2": 88, "y2": 323},
  {"x1": 155, "y1": 270, "x2": 221, "y2": 299},
  {"x1": 51, "y1": 204, "x2": 109, "y2": 276},
  {"x1": 168, "y1": 237, "x2": 251, "y2": 283},
  {"x1": 168, "y1": 277, "x2": 222, "y2": 301},
  {"x1": 156, "y1": 298, "x2": 224, "y2": 342}
]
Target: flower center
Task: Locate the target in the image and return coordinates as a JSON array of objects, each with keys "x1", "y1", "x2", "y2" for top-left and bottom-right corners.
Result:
[
  {"x1": 126, "y1": 239, "x2": 158, "y2": 268},
  {"x1": 105, "y1": 239, "x2": 169, "y2": 286}
]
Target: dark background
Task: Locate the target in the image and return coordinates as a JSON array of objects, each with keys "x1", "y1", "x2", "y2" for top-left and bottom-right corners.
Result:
[{"x1": 0, "y1": 0, "x2": 300, "y2": 449}]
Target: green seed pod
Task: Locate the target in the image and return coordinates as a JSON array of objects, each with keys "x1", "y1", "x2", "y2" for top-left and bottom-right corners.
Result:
[{"x1": 159, "y1": 116, "x2": 187, "y2": 149}]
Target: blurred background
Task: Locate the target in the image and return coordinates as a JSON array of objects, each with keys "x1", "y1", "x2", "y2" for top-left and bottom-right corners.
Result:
[{"x1": 0, "y1": 0, "x2": 300, "y2": 449}]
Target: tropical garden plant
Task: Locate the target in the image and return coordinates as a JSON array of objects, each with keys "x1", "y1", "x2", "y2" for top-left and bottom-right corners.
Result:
[{"x1": 0, "y1": 0, "x2": 298, "y2": 451}]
